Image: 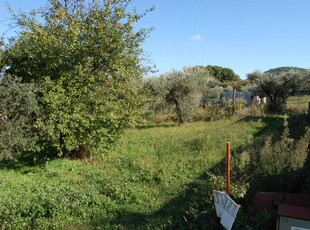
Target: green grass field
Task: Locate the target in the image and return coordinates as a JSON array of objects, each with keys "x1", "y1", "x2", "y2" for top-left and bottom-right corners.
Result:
[
  {"x1": 0, "y1": 117, "x2": 266, "y2": 229},
  {"x1": 1, "y1": 93, "x2": 309, "y2": 229},
  {"x1": 287, "y1": 94, "x2": 310, "y2": 105}
]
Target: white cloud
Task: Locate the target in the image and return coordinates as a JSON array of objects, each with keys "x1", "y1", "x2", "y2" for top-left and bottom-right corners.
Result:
[{"x1": 190, "y1": 34, "x2": 203, "y2": 41}]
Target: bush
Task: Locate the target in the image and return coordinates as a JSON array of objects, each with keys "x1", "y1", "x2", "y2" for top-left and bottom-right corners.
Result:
[
  {"x1": 2, "y1": 0, "x2": 149, "y2": 158},
  {"x1": 0, "y1": 76, "x2": 41, "y2": 160},
  {"x1": 252, "y1": 121, "x2": 310, "y2": 191}
]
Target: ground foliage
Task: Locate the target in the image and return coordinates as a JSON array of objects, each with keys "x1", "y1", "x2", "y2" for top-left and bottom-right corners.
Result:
[
  {"x1": 0, "y1": 102, "x2": 309, "y2": 228},
  {"x1": 0, "y1": 117, "x2": 263, "y2": 229}
]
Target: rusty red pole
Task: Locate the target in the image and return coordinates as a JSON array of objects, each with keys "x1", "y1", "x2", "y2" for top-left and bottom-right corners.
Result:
[
  {"x1": 226, "y1": 142, "x2": 231, "y2": 196},
  {"x1": 308, "y1": 102, "x2": 310, "y2": 122}
]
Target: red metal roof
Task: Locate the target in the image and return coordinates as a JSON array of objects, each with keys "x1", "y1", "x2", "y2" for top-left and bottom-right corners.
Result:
[
  {"x1": 252, "y1": 192, "x2": 282, "y2": 213},
  {"x1": 278, "y1": 203, "x2": 310, "y2": 221},
  {"x1": 252, "y1": 192, "x2": 310, "y2": 220}
]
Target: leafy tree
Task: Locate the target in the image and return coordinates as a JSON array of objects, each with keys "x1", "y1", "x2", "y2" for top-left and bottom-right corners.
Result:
[
  {"x1": 0, "y1": 76, "x2": 41, "y2": 160},
  {"x1": 164, "y1": 68, "x2": 203, "y2": 124},
  {"x1": 220, "y1": 80, "x2": 248, "y2": 91},
  {"x1": 143, "y1": 76, "x2": 168, "y2": 114},
  {"x1": 185, "y1": 65, "x2": 240, "y2": 82},
  {"x1": 247, "y1": 70, "x2": 300, "y2": 113},
  {"x1": 1, "y1": 0, "x2": 151, "y2": 158},
  {"x1": 200, "y1": 82, "x2": 223, "y2": 109},
  {"x1": 144, "y1": 67, "x2": 225, "y2": 123},
  {"x1": 266, "y1": 67, "x2": 310, "y2": 92},
  {"x1": 205, "y1": 65, "x2": 240, "y2": 82}
]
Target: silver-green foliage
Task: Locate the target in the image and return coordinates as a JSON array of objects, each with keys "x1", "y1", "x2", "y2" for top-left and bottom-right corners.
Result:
[
  {"x1": 247, "y1": 70, "x2": 302, "y2": 114},
  {"x1": 143, "y1": 75, "x2": 169, "y2": 114},
  {"x1": 164, "y1": 69, "x2": 201, "y2": 124},
  {"x1": 144, "y1": 67, "x2": 219, "y2": 124}
]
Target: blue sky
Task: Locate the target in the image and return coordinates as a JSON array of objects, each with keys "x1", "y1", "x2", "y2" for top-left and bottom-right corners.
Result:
[{"x1": 1, "y1": 0, "x2": 310, "y2": 79}]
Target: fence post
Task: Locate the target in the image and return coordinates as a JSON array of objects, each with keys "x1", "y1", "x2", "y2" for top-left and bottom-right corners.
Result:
[
  {"x1": 232, "y1": 89, "x2": 236, "y2": 115},
  {"x1": 226, "y1": 142, "x2": 231, "y2": 196},
  {"x1": 308, "y1": 102, "x2": 310, "y2": 122}
]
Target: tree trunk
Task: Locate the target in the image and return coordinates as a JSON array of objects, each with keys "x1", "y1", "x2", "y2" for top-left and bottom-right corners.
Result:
[
  {"x1": 232, "y1": 89, "x2": 236, "y2": 115},
  {"x1": 59, "y1": 132, "x2": 68, "y2": 156},
  {"x1": 174, "y1": 99, "x2": 185, "y2": 124},
  {"x1": 67, "y1": 144, "x2": 93, "y2": 161}
]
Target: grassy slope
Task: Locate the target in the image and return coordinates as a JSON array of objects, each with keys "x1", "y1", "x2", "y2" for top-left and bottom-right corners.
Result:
[{"x1": 0, "y1": 118, "x2": 265, "y2": 229}]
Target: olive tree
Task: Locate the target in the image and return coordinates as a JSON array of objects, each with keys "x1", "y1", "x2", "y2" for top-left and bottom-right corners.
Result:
[
  {"x1": 143, "y1": 67, "x2": 224, "y2": 124},
  {"x1": 1, "y1": 0, "x2": 151, "y2": 158},
  {"x1": 247, "y1": 70, "x2": 300, "y2": 114},
  {"x1": 163, "y1": 68, "x2": 207, "y2": 124},
  {"x1": 200, "y1": 82, "x2": 223, "y2": 109},
  {"x1": 143, "y1": 76, "x2": 168, "y2": 114}
]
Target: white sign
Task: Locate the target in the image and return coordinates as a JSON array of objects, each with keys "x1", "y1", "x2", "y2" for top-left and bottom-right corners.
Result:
[
  {"x1": 213, "y1": 190, "x2": 227, "y2": 217},
  {"x1": 213, "y1": 191, "x2": 240, "y2": 230},
  {"x1": 220, "y1": 195, "x2": 240, "y2": 230}
]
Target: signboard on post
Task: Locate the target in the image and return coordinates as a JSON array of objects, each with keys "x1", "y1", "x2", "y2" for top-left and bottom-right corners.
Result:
[
  {"x1": 220, "y1": 194, "x2": 240, "y2": 230},
  {"x1": 212, "y1": 143, "x2": 240, "y2": 230},
  {"x1": 213, "y1": 190, "x2": 240, "y2": 230},
  {"x1": 213, "y1": 190, "x2": 227, "y2": 217}
]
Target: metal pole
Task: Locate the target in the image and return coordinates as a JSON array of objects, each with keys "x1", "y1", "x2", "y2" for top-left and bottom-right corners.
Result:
[
  {"x1": 308, "y1": 102, "x2": 310, "y2": 122},
  {"x1": 226, "y1": 142, "x2": 231, "y2": 196},
  {"x1": 232, "y1": 89, "x2": 236, "y2": 115}
]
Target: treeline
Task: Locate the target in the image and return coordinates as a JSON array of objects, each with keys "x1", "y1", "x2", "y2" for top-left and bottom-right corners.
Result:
[
  {"x1": 143, "y1": 65, "x2": 310, "y2": 123},
  {"x1": 143, "y1": 66, "x2": 243, "y2": 124}
]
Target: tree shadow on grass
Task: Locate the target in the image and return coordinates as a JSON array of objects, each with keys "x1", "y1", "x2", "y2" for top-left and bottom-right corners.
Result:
[
  {"x1": 238, "y1": 113, "x2": 309, "y2": 141},
  {"x1": 286, "y1": 112, "x2": 309, "y2": 139},
  {"x1": 134, "y1": 123, "x2": 178, "y2": 129},
  {"x1": 91, "y1": 169, "x2": 226, "y2": 230},
  {"x1": 0, "y1": 145, "x2": 59, "y2": 171},
  {"x1": 238, "y1": 115, "x2": 285, "y2": 141},
  {"x1": 89, "y1": 113, "x2": 310, "y2": 229},
  {"x1": 89, "y1": 139, "x2": 262, "y2": 230}
]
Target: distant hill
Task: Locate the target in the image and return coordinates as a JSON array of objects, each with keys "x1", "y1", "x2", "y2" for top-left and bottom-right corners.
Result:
[
  {"x1": 265, "y1": 67, "x2": 310, "y2": 93},
  {"x1": 265, "y1": 66, "x2": 310, "y2": 75}
]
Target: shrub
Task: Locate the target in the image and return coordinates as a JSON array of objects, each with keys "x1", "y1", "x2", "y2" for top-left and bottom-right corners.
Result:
[
  {"x1": 0, "y1": 76, "x2": 41, "y2": 160},
  {"x1": 2, "y1": 0, "x2": 150, "y2": 158},
  {"x1": 253, "y1": 121, "x2": 310, "y2": 191}
]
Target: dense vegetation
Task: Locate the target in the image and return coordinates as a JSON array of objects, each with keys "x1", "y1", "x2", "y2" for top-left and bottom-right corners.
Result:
[
  {"x1": 0, "y1": 100, "x2": 309, "y2": 229},
  {"x1": 0, "y1": 0, "x2": 151, "y2": 159},
  {"x1": 0, "y1": 117, "x2": 265, "y2": 228}
]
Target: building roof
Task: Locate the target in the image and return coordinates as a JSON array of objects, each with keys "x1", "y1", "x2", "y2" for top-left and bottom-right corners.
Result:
[
  {"x1": 252, "y1": 192, "x2": 310, "y2": 220},
  {"x1": 278, "y1": 203, "x2": 310, "y2": 221}
]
